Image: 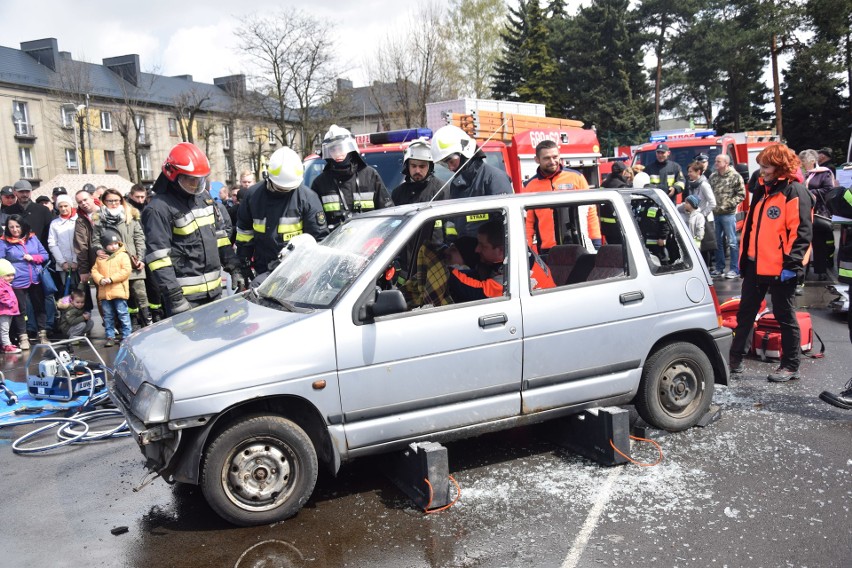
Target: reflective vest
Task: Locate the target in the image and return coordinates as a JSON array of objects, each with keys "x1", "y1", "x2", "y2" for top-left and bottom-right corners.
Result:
[{"x1": 523, "y1": 168, "x2": 601, "y2": 251}]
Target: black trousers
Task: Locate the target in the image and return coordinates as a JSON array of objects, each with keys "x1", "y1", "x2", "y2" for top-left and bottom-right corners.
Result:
[
  {"x1": 730, "y1": 259, "x2": 801, "y2": 371},
  {"x1": 13, "y1": 285, "x2": 46, "y2": 334}
]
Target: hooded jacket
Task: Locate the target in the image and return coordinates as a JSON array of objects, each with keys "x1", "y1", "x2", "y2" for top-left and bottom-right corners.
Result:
[
  {"x1": 91, "y1": 243, "x2": 131, "y2": 301},
  {"x1": 142, "y1": 174, "x2": 236, "y2": 302}
]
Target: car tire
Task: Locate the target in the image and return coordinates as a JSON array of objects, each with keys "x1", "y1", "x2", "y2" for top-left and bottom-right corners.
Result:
[
  {"x1": 636, "y1": 342, "x2": 714, "y2": 432},
  {"x1": 201, "y1": 414, "x2": 318, "y2": 527}
]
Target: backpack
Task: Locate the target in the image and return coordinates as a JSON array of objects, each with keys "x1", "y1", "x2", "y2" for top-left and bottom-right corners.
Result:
[
  {"x1": 719, "y1": 296, "x2": 766, "y2": 330},
  {"x1": 751, "y1": 311, "x2": 825, "y2": 361}
]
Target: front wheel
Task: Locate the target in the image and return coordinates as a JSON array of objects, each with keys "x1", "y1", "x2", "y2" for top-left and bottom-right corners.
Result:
[
  {"x1": 201, "y1": 415, "x2": 318, "y2": 527},
  {"x1": 635, "y1": 342, "x2": 714, "y2": 432}
]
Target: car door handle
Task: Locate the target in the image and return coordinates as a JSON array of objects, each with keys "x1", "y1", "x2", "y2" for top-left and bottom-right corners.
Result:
[
  {"x1": 620, "y1": 291, "x2": 644, "y2": 304},
  {"x1": 479, "y1": 313, "x2": 508, "y2": 328}
]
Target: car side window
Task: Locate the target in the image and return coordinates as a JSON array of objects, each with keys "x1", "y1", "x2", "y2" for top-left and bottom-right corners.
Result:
[
  {"x1": 374, "y1": 209, "x2": 509, "y2": 312},
  {"x1": 525, "y1": 200, "x2": 629, "y2": 289},
  {"x1": 630, "y1": 195, "x2": 693, "y2": 274}
]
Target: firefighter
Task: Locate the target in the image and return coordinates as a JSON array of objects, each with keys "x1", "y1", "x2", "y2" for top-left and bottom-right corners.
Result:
[
  {"x1": 523, "y1": 139, "x2": 602, "y2": 253},
  {"x1": 645, "y1": 143, "x2": 685, "y2": 203},
  {"x1": 636, "y1": 199, "x2": 672, "y2": 263},
  {"x1": 430, "y1": 125, "x2": 512, "y2": 239},
  {"x1": 391, "y1": 137, "x2": 444, "y2": 205},
  {"x1": 236, "y1": 147, "x2": 329, "y2": 280},
  {"x1": 142, "y1": 142, "x2": 238, "y2": 316},
  {"x1": 311, "y1": 124, "x2": 392, "y2": 229}
]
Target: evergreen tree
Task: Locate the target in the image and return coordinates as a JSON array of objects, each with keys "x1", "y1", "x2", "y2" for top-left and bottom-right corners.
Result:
[
  {"x1": 781, "y1": 40, "x2": 850, "y2": 156},
  {"x1": 559, "y1": 0, "x2": 653, "y2": 148},
  {"x1": 515, "y1": 1, "x2": 561, "y2": 111},
  {"x1": 491, "y1": 1, "x2": 530, "y2": 101}
]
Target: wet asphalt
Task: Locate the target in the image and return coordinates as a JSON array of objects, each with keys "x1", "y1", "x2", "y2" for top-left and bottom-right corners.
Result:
[{"x1": 0, "y1": 278, "x2": 849, "y2": 568}]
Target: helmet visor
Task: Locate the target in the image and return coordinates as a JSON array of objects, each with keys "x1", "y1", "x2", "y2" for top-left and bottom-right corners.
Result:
[
  {"x1": 177, "y1": 174, "x2": 208, "y2": 195},
  {"x1": 323, "y1": 138, "x2": 357, "y2": 162}
]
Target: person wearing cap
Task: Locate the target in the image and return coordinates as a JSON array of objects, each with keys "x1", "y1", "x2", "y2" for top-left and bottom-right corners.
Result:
[
  {"x1": 644, "y1": 143, "x2": 685, "y2": 203},
  {"x1": 817, "y1": 147, "x2": 836, "y2": 176},
  {"x1": 693, "y1": 153, "x2": 711, "y2": 179},
  {"x1": 1, "y1": 186, "x2": 17, "y2": 214},
  {"x1": 310, "y1": 124, "x2": 392, "y2": 230},
  {"x1": 51, "y1": 186, "x2": 68, "y2": 215},
  {"x1": 677, "y1": 194, "x2": 706, "y2": 246},
  {"x1": 91, "y1": 229, "x2": 132, "y2": 347},
  {"x1": 36, "y1": 195, "x2": 52, "y2": 209},
  {"x1": 8, "y1": 180, "x2": 53, "y2": 248}
]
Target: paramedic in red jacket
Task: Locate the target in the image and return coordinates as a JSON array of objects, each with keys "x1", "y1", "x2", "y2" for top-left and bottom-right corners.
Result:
[
  {"x1": 523, "y1": 140, "x2": 601, "y2": 253},
  {"x1": 729, "y1": 144, "x2": 813, "y2": 383}
]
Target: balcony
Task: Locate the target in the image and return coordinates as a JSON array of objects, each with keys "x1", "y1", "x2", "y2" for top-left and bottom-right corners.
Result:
[
  {"x1": 136, "y1": 135, "x2": 151, "y2": 148},
  {"x1": 14, "y1": 123, "x2": 37, "y2": 141}
]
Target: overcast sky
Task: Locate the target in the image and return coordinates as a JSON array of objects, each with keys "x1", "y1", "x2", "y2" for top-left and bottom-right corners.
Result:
[{"x1": 0, "y1": 0, "x2": 467, "y2": 87}]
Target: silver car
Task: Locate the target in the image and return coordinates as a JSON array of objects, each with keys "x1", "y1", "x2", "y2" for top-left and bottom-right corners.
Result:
[{"x1": 110, "y1": 188, "x2": 732, "y2": 526}]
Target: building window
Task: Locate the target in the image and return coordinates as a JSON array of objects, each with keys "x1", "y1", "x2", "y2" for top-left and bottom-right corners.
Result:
[
  {"x1": 168, "y1": 117, "x2": 179, "y2": 137},
  {"x1": 104, "y1": 150, "x2": 117, "y2": 171},
  {"x1": 135, "y1": 115, "x2": 148, "y2": 145},
  {"x1": 19, "y1": 147, "x2": 34, "y2": 178},
  {"x1": 65, "y1": 148, "x2": 79, "y2": 170},
  {"x1": 13, "y1": 101, "x2": 31, "y2": 136},
  {"x1": 268, "y1": 128, "x2": 277, "y2": 145},
  {"x1": 139, "y1": 151, "x2": 151, "y2": 180},
  {"x1": 100, "y1": 110, "x2": 112, "y2": 131},
  {"x1": 223, "y1": 124, "x2": 231, "y2": 149},
  {"x1": 225, "y1": 161, "x2": 232, "y2": 183},
  {"x1": 61, "y1": 106, "x2": 76, "y2": 129},
  {"x1": 246, "y1": 126, "x2": 254, "y2": 140}
]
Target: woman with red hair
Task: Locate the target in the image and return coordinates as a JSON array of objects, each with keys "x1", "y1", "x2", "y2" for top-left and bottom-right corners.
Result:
[{"x1": 729, "y1": 144, "x2": 813, "y2": 383}]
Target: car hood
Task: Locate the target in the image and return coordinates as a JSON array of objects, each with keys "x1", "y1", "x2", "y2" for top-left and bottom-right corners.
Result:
[{"x1": 113, "y1": 293, "x2": 336, "y2": 401}]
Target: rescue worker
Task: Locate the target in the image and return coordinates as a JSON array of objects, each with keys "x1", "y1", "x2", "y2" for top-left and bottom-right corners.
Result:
[
  {"x1": 142, "y1": 142, "x2": 239, "y2": 316},
  {"x1": 448, "y1": 220, "x2": 554, "y2": 302},
  {"x1": 645, "y1": 143, "x2": 685, "y2": 203},
  {"x1": 729, "y1": 144, "x2": 812, "y2": 383},
  {"x1": 311, "y1": 124, "x2": 392, "y2": 229},
  {"x1": 636, "y1": 198, "x2": 672, "y2": 263},
  {"x1": 523, "y1": 139, "x2": 602, "y2": 253},
  {"x1": 430, "y1": 125, "x2": 512, "y2": 239},
  {"x1": 391, "y1": 137, "x2": 444, "y2": 205},
  {"x1": 600, "y1": 161, "x2": 630, "y2": 245},
  {"x1": 236, "y1": 147, "x2": 329, "y2": 280}
]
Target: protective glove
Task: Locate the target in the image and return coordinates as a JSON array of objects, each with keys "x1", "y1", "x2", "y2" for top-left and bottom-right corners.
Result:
[
  {"x1": 780, "y1": 269, "x2": 797, "y2": 282},
  {"x1": 230, "y1": 269, "x2": 247, "y2": 291},
  {"x1": 168, "y1": 289, "x2": 191, "y2": 315},
  {"x1": 591, "y1": 238, "x2": 602, "y2": 250}
]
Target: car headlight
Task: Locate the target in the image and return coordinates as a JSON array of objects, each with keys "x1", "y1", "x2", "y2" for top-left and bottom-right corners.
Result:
[{"x1": 131, "y1": 382, "x2": 173, "y2": 424}]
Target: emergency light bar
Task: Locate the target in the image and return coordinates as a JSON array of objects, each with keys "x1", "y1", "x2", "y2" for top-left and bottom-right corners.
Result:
[
  {"x1": 368, "y1": 128, "x2": 433, "y2": 145},
  {"x1": 649, "y1": 129, "x2": 716, "y2": 142}
]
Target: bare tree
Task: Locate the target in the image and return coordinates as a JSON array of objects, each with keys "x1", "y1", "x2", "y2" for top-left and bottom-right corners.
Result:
[
  {"x1": 173, "y1": 88, "x2": 211, "y2": 144},
  {"x1": 50, "y1": 58, "x2": 94, "y2": 173},
  {"x1": 442, "y1": 0, "x2": 506, "y2": 98},
  {"x1": 235, "y1": 12, "x2": 340, "y2": 155},
  {"x1": 364, "y1": 1, "x2": 450, "y2": 128},
  {"x1": 114, "y1": 73, "x2": 159, "y2": 183}
]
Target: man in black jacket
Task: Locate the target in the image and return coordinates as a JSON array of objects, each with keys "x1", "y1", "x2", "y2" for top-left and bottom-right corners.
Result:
[
  {"x1": 310, "y1": 124, "x2": 392, "y2": 229},
  {"x1": 8, "y1": 180, "x2": 53, "y2": 247},
  {"x1": 391, "y1": 138, "x2": 444, "y2": 206}
]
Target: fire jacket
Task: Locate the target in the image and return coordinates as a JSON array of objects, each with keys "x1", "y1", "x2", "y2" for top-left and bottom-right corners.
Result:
[
  {"x1": 828, "y1": 186, "x2": 852, "y2": 284},
  {"x1": 142, "y1": 175, "x2": 237, "y2": 303},
  {"x1": 523, "y1": 167, "x2": 601, "y2": 251},
  {"x1": 445, "y1": 154, "x2": 513, "y2": 239},
  {"x1": 740, "y1": 178, "x2": 812, "y2": 280},
  {"x1": 391, "y1": 174, "x2": 445, "y2": 206},
  {"x1": 236, "y1": 181, "x2": 329, "y2": 275},
  {"x1": 636, "y1": 203, "x2": 671, "y2": 245},
  {"x1": 311, "y1": 156, "x2": 392, "y2": 228},
  {"x1": 645, "y1": 159, "x2": 685, "y2": 201}
]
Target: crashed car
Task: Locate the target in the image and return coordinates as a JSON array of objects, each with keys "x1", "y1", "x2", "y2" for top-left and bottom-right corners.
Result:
[{"x1": 110, "y1": 188, "x2": 732, "y2": 526}]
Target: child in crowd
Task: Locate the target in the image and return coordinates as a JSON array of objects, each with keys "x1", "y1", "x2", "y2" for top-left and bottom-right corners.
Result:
[
  {"x1": 91, "y1": 230, "x2": 132, "y2": 347},
  {"x1": 677, "y1": 194, "x2": 706, "y2": 246},
  {"x1": 57, "y1": 289, "x2": 93, "y2": 339},
  {"x1": 0, "y1": 259, "x2": 21, "y2": 353}
]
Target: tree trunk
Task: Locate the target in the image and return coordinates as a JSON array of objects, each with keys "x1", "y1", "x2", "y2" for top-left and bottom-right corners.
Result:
[{"x1": 771, "y1": 34, "x2": 783, "y2": 138}]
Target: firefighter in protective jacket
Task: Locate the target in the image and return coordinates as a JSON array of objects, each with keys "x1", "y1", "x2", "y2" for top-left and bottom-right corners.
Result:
[
  {"x1": 310, "y1": 124, "x2": 392, "y2": 229},
  {"x1": 236, "y1": 147, "x2": 329, "y2": 278},
  {"x1": 636, "y1": 199, "x2": 672, "y2": 262},
  {"x1": 142, "y1": 143, "x2": 238, "y2": 315},
  {"x1": 645, "y1": 143, "x2": 685, "y2": 202}
]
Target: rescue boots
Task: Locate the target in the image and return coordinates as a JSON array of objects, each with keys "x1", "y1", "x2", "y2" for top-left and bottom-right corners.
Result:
[{"x1": 139, "y1": 307, "x2": 154, "y2": 327}]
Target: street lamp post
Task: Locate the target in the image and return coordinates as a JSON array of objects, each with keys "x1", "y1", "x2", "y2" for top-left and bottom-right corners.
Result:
[{"x1": 85, "y1": 94, "x2": 95, "y2": 174}]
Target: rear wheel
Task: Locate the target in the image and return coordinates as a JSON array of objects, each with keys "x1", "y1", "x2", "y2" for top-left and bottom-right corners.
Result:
[
  {"x1": 636, "y1": 342, "x2": 714, "y2": 432},
  {"x1": 201, "y1": 415, "x2": 318, "y2": 526}
]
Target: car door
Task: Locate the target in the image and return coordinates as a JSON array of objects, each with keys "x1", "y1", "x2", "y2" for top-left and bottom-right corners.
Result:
[{"x1": 333, "y1": 207, "x2": 524, "y2": 451}]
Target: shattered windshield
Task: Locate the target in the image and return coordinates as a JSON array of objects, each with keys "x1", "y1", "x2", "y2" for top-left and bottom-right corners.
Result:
[{"x1": 256, "y1": 216, "x2": 404, "y2": 308}]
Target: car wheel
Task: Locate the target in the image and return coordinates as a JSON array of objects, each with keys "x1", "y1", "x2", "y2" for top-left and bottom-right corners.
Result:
[
  {"x1": 201, "y1": 415, "x2": 318, "y2": 527},
  {"x1": 636, "y1": 342, "x2": 714, "y2": 432}
]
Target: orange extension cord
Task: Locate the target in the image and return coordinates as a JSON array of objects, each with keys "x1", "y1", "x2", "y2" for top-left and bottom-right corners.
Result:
[
  {"x1": 609, "y1": 435, "x2": 664, "y2": 467},
  {"x1": 423, "y1": 475, "x2": 462, "y2": 514}
]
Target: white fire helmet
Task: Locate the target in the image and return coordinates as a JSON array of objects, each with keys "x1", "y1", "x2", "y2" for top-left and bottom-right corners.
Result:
[
  {"x1": 403, "y1": 137, "x2": 433, "y2": 165},
  {"x1": 321, "y1": 124, "x2": 358, "y2": 162},
  {"x1": 266, "y1": 147, "x2": 304, "y2": 192},
  {"x1": 431, "y1": 125, "x2": 476, "y2": 163}
]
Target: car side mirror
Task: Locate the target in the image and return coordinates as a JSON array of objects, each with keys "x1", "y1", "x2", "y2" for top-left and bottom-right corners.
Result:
[{"x1": 366, "y1": 289, "x2": 407, "y2": 318}]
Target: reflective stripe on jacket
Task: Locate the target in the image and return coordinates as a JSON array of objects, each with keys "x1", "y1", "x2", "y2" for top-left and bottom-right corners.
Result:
[{"x1": 310, "y1": 160, "x2": 392, "y2": 227}]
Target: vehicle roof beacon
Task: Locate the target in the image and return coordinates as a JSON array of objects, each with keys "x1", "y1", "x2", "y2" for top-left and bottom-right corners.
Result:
[{"x1": 386, "y1": 442, "x2": 450, "y2": 510}]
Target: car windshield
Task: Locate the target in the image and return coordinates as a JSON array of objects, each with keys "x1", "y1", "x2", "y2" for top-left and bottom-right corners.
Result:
[
  {"x1": 361, "y1": 151, "x2": 405, "y2": 190},
  {"x1": 256, "y1": 216, "x2": 404, "y2": 308}
]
